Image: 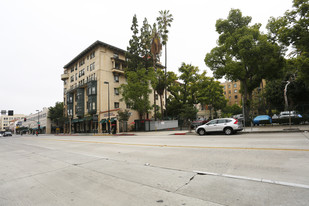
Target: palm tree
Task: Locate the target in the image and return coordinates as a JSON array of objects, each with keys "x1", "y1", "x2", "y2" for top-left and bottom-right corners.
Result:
[
  {"x1": 150, "y1": 23, "x2": 162, "y2": 120},
  {"x1": 157, "y1": 10, "x2": 173, "y2": 118}
]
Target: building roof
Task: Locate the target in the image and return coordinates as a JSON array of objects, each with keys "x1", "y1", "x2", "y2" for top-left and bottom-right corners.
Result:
[{"x1": 63, "y1": 40, "x2": 127, "y2": 69}]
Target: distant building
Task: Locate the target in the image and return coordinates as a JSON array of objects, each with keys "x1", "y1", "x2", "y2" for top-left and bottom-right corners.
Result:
[
  {"x1": 24, "y1": 107, "x2": 52, "y2": 134},
  {"x1": 221, "y1": 81, "x2": 242, "y2": 106},
  {"x1": 0, "y1": 114, "x2": 25, "y2": 132},
  {"x1": 220, "y1": 80, "x2": 266, "y2": 108},
  {"x1": 61, "y1": 40, "x2": 163, "y2": 133}
]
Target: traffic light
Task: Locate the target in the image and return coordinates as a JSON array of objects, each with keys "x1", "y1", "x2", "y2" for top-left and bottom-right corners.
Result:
[
  {"x1": 8, "y1": 110, "x2": 13, "y2": 116},
  {"x1": 24, "y1": 118, "x2": 27, "y2": 122},
  {"x1": 38, "y1": 125, "x2": 40, "y2": 130}
]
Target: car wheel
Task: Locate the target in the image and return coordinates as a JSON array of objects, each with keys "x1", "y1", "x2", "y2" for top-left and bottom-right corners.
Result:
[
  {"x1": 197, "y1": 129, "x2": 206, "y2": 136},
  {"x1": 224, "y1": 127, "x2": 233, "y2": 135}
]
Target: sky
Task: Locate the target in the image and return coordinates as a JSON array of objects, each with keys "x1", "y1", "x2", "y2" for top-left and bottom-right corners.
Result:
[{"x1": 0, "y1": 0, "x2": 293, "y2": 115}]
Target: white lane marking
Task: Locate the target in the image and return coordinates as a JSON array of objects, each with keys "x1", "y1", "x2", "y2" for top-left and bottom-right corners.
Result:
[{"x1": 194, "y1": 170, "x2": 309, "y2": 189}]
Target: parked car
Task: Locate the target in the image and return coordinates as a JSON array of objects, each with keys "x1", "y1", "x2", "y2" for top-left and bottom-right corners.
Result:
[
  {"x1": 195, "y1": 118, "x2": 243, "y2": 135},
  {"x1": 3, "y1": 132, "x2": 12, "y2": 137},
  {"x1": 279, "y1": 111, "x2": 301, "y2": 119},
  {"x1": 191, "y1": 119, "x2": 209, "y2": 129},
  {"x1": 253, "y1": 115, "x2": 272, "y2": 126},
  {"x1": 233, "y1": 114, "x2": 244, "y2": 121}
]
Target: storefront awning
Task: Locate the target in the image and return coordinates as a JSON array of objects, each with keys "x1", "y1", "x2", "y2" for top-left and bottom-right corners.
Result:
[{"x1": 100, "y1": 119, "x2": 107, "y2": 124}]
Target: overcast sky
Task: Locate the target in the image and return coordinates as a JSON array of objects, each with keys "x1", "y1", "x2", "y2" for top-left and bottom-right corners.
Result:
[{"x1": 0, "y1": 0, "x2": 293, "y2": 115}]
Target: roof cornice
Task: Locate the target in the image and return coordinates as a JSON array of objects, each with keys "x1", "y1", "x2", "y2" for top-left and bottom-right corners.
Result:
[{"x1": 63, "y1": 40, "x2": 126, "y2": 69}]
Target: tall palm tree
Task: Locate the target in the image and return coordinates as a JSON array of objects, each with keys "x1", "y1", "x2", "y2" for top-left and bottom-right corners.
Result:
[{"x1": 157, "y1": 10, "x2": 173, "y2": 118}]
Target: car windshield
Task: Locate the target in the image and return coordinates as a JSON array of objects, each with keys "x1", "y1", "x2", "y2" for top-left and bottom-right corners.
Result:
[{"x1": 207, "y1": 120, "x2": 217, "y2": 125}]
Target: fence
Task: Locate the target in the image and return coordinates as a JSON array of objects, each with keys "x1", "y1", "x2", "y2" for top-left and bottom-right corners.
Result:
[{"x1": 134, "y1": 120, "x2": 178, "y2": 131}]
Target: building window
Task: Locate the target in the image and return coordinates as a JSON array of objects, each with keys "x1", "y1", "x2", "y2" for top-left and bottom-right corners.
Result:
[
  {"x1": 79, "y1": 59, "x2": 85, "y2": 67},
  {"x1": 114, "y1": 102, "x2": 119, "y2": 109},
  {"x1": 126, "y1": 103, "x2": 131, "y2": 109},
  {"x1": 234, "y1": 89, "x2": 237, "y2": 93},
  {"x1": 90, "y1": 51, "x2": 95, "y2": 59},
  {"x1": 90, "y1": 62, "x2": 95, "y2": 71},
  {"x1": 228, "y1": 84, "x2": 231, "y2": 88},
  {"x1": 235, "y1": 95, "x2": 238, "y2": 99},
  {"x1": 228, "y1": 90, "x2": 231, "y2": 94},
  {"x1": 114, "y1": 88, "x2": 119, "y2": 95},
  {"x1": 234, "y1": 83, "x2": 237, "y2": 88},
  {"x1": 114, "y1": 75, "x2": 119, "y2": 83}
]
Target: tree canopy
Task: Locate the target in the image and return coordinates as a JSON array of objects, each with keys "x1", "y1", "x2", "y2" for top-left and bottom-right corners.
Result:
[{"x1": 205, "y1": 9, "x2": 284, "y2": 120}]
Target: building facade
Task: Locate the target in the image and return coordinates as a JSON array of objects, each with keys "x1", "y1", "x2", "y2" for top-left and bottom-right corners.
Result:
[
  {"x1": 24, "y1": 108, "x2": 52, "y2": 134},
  {"x1": 221, "y1": 81, "x2": 242, "y2": 106},
  {"x1": 0, "y1": 114, "x2": 25, "y2": 132},
  {"x1": 61, "y1": 41, "x2": 160, "y2": 134}
]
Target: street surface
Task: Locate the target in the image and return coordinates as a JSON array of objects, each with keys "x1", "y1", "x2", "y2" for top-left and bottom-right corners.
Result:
[{"x1": 1, "y1": 132, "x2": 309, "y2": 206}]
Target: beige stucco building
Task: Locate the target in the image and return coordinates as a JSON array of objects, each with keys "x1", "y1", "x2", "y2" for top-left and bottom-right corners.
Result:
[
  {"x1": 221, "y1": 81, "x2": 242, "y2": 106},
  {"x1": 0, "y1": 114, "x2": 25, "y2": 132},
  {"x1": 61, "y1": 41, "x2": 162, "y2": 133}
]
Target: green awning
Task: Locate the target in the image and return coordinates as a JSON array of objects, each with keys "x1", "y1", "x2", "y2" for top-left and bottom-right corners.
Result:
[
  {"x1": 111, "y1": 118, "x2": 116, "y2": 123},
  {"x1": 72, "y1": 119, "x2": 79, "y2": 123},
  {"x1": 100, "y1": 119, "x2": 107, "y2": 124}
]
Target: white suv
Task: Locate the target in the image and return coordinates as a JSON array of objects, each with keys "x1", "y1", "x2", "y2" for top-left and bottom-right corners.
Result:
[{"x1": 195, "y1": 118, "x2": 243, "y2": 135}]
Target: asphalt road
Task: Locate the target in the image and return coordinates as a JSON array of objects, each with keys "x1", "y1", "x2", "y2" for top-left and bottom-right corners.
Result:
[{"x1": 1, "y1": 132, "x2": 309, "y2": 206}]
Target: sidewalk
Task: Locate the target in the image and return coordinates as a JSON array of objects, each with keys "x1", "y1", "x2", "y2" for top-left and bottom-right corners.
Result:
[
  {"x1": 51, "y1": 125, "x2": 309, "y2": 137},
  {"x1": 118, "y1": 124, "x2": 309, "y2": 136}
]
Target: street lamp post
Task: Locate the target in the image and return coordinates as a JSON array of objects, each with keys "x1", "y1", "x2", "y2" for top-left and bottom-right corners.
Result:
[
  {"x1": 104, "y1": 81, "x2": 111, "y2": 134},
  {"x1": 36, "y1": 110, "x2": 40, "y2": 135}
]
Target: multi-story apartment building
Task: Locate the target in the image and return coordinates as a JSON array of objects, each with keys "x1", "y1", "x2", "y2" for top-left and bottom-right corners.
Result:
[
  {"x1": 0, "y1": 114, "x2": 25, "y2": 132},
  {"x1": 221, "y1": 81, "x2": 242, "y2": 106},
  {"x1": 61, "y1": 40, "x2": 160, "y2": 133}
]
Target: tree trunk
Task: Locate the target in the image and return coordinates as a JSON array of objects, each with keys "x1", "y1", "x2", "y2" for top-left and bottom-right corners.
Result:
[
  {"x1": 160, "y1": 94, "x2": 164, "y2": 120},
  {"x1": 164, "y1": 44, "x2": 167, "y2": 119}
]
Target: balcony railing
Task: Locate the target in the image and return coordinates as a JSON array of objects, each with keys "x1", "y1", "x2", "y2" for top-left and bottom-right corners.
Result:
[
  {"x1": 66, "y1": 77, "x2": 97, "y2": 94},
  {"x1": 112, "y1": 68, "x2": 125, "y2": 74},
  {"x1": 61, "y1": 73, "x2": 69, "y2": 80}
]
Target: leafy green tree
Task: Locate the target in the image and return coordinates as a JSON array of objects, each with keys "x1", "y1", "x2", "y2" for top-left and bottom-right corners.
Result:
[
  {"x1": 267, "y1": 0, "x2": 309, "y2": 86},
  {"x1": 205, "y1": 9, "x2": 284, "y2": 120},
  {"x1": 221, "y1": 104, "x2": 243, "y2": 117},
  {"x1": 165, "y1": 63, "x2": 200, "y2": 120},
  {"x1": 48, "y1": 102, "x2": 66, "y2": 127},
  {"x1": 120, "y1": 68, "x2": 154, "y2": 120},
  {"x1": 196, "y1": 72, "x2": 227, "y2": 118}
]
